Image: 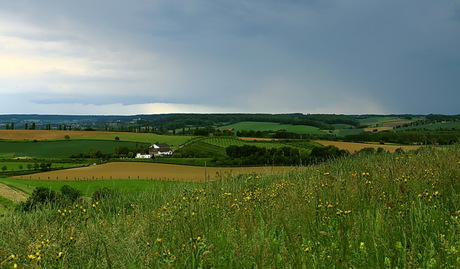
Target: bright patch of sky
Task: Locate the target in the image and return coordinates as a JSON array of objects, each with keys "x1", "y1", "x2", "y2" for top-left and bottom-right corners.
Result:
[{"x1": 1, "y1": 0, "x2": 459, "y2": 115}]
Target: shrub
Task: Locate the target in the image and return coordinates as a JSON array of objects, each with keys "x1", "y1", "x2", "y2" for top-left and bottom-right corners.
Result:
[
  {"x1": 60, "y1": 185, "x2": 82, "y2": 202},
  {"x1": 19, "y1": 187, "x2": 59, "y2": 211}
]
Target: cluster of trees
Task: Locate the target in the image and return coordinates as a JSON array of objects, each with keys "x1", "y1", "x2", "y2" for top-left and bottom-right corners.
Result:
[
  {"x1": 1, "y1": 162, "x2": 53, "y2": 173},
  {"x1": 343, "y1": 130, "x2": 460, "y2": 145},
  {"x1": 222, "y1": 145, "x2": 307, "y2": 165},
  {"x1": 218, "y1": 144, "x2": 348, "y2": 166},
  {"x1": 69, "y1": 144, "x2": 152, "y2": 159}
]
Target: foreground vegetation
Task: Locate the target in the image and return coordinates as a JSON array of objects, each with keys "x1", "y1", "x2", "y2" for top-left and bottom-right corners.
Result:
[{"x1": 0, "y1": 145, "x2": 459, "y2": 268}]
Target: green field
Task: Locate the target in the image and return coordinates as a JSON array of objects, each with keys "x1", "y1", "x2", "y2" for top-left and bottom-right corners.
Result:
[
  {"x1": 63, "y1": 133, "x2": 193, "y2": 146},
  {"x1": 0, "y1": 140, "x2": 149, "y2": 158},
  {"x1": 203, "y1": 137, "x2": 319, "y2": 150},
  {"x1": 0, "y1": 178, "x2": 197, "y2": 197},
  {"x1": 0, "y1": 161, "x2": 90, "y2": 172},
  {"x1": 217, "y1": 121, "x2": 327, "y2": 134}
]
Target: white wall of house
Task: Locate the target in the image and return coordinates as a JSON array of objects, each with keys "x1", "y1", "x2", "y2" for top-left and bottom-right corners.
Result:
[{"x1": 135, "y1": 153, "x2": 152, "y2": 159}]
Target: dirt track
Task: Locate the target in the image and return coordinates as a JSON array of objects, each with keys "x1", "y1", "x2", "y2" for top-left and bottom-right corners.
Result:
[
  {"x1": 0, "y1": 183, "x2": 29, "y2": 203},
  {"x1": 14, "y1": 163, "x2": 297, "y2": 183}
]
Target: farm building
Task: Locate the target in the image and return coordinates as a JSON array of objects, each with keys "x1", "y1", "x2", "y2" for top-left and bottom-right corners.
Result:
[{"x1": 149, "y1": 143, "x2": 173, "y2": 157}]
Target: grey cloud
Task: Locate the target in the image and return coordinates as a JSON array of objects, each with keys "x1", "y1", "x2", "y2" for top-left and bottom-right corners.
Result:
[{"x1": 0, "y1": 0, "x2": 459, "y2": 114}]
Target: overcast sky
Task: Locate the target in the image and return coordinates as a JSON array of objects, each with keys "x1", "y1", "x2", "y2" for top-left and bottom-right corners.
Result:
[{"x1": 1, "y1": 0, "x2": 459, "y2": 115}]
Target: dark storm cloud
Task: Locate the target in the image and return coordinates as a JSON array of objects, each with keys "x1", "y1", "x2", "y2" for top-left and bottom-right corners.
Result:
[{"x1": 0, "y1": 0, "x2": 459, "y2": 114}]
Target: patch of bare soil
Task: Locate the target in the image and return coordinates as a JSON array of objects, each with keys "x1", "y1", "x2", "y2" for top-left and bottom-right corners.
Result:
[
  {"x1": 14, "y1": 163, "x2": 297, "y2": 183},
  {"x1": 0, "y1": 183, "x2": 29, "y2": 203}
]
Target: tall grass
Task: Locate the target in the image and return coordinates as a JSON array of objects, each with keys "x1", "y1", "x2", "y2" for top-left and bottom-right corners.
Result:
[{"x1": 1, "y1": 146, "x2": 459, "y2": 268}]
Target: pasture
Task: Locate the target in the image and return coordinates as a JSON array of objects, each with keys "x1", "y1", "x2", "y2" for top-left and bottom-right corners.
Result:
[
  {"x1": 217, "y1": 121, "x2": 326, "y2": 134},
  {"x1": 13, "y1": 162, "x2": 297, "y2": 183},
  {"x1": 0, "y1": 161, "x2": 89, "y2": 172},
  {"x1": 0, "y1": 177, "x2": 193, "y2": 197},
  {"x1": 0, "y1": 140, "x2": 148, "y2": 158}
]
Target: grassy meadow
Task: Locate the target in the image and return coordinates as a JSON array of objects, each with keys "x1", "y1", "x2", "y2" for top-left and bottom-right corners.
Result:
[
  {"x1": 0, "y1": 140, "x2": 148, "y2": 158},
  {"x1": 0, "y1": 145, "x2": 459, "y2": 268},
  {"x1": 217, "y1": 121, "x2": 327, "y2": 135}
]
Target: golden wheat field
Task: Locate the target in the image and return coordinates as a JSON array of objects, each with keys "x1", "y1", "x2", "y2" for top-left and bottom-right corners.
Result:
[
  {"x1": 13, "y1": 162, "x2": 296, "y2": 183},
  {"x1": 315, "y1": 140, "x2": 421, "y2": 153},
  {"x1": 0, "y1": 130, "x2": 123, "y2": 140}
]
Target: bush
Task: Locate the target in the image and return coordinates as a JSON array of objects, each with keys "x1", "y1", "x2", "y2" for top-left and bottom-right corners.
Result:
[
  {"x1": 60, "y1": 185, "x2": 82, "y2": 202},
  {"x1": 19, "y1": 187, "x2": 59, "y2": 211}
]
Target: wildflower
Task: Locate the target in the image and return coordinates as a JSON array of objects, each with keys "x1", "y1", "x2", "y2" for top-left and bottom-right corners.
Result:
[
  {"x1": 14, "y1": 264, "x2": 18, "y2": 269},
  {"x1": 28, "y1": 254, "x2": 36, "y2": 260},
  {"x1": 156, "y1": 238, "x2": 163, "y2": 243},
  {"x1": 57, "y1": 252, "x2": 64, "y2": 258},
  {"x1": 359, "y1": 242, "x2": 365, "y2": 249},
  {"x1": 146, "y1": 242, "x2": 151, "y2": 247},
  {"x1": 36, "y1": 256, "x2": 41, "y2": 262},
  {"x1": 196, "y1": 236, "x2": 201, "y2": 241},
  {"x1": 304, "y1": 247, "x2": 310, "y2": 253}
]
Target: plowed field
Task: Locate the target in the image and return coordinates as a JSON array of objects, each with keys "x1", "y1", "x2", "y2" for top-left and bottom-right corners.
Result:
[{"x1": 14, "y1": 163, "x2": 296, "y2": 183}]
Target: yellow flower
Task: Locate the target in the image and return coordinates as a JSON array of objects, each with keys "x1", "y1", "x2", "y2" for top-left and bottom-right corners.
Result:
[
  {"x1": 57, "y1": 252, "x2": 64, "y2": 258},
  {"x1": 36, "y1": 256, "x2": 42, "y2": 262},
  {"x1": 359, "y1": 242, "x2": 365, "y2": 249},
  {"x1": 156, "y1": 238, "x2": 163, "y2": 243},
  {"x1": 196, "y1": 236, "x2": 201, "y2": 241},
  {"x1": 14, "y1": 264, "x2": 18, "y2": 269},
  {"x1": 304, "y1": 247, "x2": 310, "y2": 253},
  {"x1": 28, "y1": 254, "x2": 36, "y2": 260}
]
